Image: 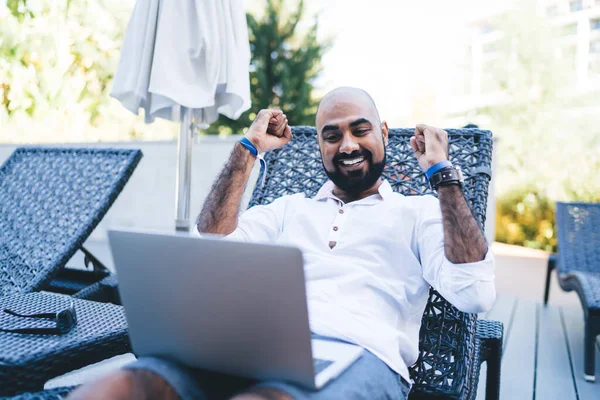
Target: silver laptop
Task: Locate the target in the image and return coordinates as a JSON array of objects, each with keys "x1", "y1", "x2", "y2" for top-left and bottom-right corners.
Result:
[{"x1": 108, "y1": 228, "x2": 364, "y2": 390}]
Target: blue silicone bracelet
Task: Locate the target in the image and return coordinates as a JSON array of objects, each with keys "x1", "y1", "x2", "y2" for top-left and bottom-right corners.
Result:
[
  {"x1": 239, "y1": 137, "x2": 259, "y2": 157},
  {"x1": 239, "y1": 137, "x2": 268, "y2": 188},
  {"x1": 425, "y1": 160, "x2": 452, "y2": 180}
]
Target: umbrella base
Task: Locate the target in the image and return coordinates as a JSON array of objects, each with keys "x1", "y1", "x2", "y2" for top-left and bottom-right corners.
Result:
[{"x1": 176, "y1": 219, "x2": 192, "y2": 232}]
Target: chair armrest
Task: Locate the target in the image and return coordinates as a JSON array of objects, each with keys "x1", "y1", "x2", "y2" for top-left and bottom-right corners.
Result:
[
  {"x1": 475, "y1": 319, "x2": 504, "y2": 400},
  {"x1": 477, "y1": 319, "x2": 503, "y2": 347}
]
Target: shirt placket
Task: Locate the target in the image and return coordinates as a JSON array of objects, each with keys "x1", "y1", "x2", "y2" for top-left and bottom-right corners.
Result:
[{"x1": 328, "y1": 202, "x2": 347, "y2": 249}]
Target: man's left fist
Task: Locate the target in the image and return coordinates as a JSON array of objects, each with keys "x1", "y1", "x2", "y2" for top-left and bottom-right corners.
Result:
[{"x1": 410, "y1": 124, "x2": 449, "y2": 172}]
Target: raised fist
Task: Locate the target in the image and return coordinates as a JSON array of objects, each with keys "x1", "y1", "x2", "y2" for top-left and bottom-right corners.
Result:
[
  {"x1": 244, "y1": 109, "x2": 293, "y2": 153},
  {"x1": 410, "y1": 124, "x2": 449, "y2": 171}
]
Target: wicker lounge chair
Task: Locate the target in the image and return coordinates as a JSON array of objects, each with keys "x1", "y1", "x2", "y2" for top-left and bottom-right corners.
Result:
[
  {"x1": 543, "y1": 202, "x2": 600, "y2": 381},
  {"x1": 0, "y1": 147, "x2": 141, "y2": 396}
]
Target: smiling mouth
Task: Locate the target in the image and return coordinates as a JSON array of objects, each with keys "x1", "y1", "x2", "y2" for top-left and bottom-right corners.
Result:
[{"x1": 338, "y1": 156, "x2": 366, "y2": 168}]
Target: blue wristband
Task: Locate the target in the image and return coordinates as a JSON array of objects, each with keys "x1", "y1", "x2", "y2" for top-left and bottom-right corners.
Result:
[
  {"x1": 425, "y1": 160, "x2": 452, "y2": 180},
  {"x1": 239, "y1": 137, "x2": 268, "y2": 188},
  {"x1": 239, "y1": 137, "x2": 259, "y2": 157}
]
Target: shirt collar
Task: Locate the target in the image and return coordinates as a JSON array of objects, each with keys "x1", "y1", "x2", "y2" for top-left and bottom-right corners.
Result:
[{"x1": 314, "y1": 179, "x2": 394, "y2": 202}]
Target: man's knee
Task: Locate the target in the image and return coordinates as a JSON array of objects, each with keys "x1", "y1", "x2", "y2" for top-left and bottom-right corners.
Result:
[
  {"x1": 230, "y1": 386, "x2": 294, "y2": 400},
  {"x1": 67, "y1": 368, "x2": 179, "y2": 400}
]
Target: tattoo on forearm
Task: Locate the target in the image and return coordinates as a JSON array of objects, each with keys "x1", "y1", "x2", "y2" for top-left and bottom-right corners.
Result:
[
  {"x1": 437, "y1": 185, "x2": 488, "y2": 263},
  {"x1": 196, "y1": 143, "x2": 255, "y2": 235}
]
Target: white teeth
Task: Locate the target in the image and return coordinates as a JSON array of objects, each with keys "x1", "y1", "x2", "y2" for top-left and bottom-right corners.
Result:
[{"x1": 340, "y1": 157, "x2": 365, "y2": 166}]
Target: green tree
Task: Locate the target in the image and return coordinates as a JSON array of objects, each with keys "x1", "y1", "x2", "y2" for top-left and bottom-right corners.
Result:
[
  {"x1": 1, "y1": 0, "x2": 329, "y2": 142},
  {"x1": 0, "y1": 0, "x2": 134, "y2": 141},
  {"x1": 208, "y1": 0, "x2": 330, "y2": 135}
]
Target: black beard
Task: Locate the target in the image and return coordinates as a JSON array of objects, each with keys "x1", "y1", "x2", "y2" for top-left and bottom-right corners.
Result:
[{"x1": 323, "y1": 149, "x2": 386, "y2": 196}]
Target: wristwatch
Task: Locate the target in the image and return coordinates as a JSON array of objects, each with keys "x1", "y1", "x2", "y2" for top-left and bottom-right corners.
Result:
[{"x1": 429, "y1": 165, "x2": 464, "y2": 191}]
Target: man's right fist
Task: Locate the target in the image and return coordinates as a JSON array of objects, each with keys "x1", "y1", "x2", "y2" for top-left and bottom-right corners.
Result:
[{"x1": 244, "y1": 109, "x2": 293, "y2": 153}]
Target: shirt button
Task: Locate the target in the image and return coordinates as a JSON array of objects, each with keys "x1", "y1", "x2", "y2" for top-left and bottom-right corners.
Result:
[
  {"x1": 329, "y1": 241, "x2": 337, "y2": 249},
  {"x1": 333, "y1": 226, "x2": 338, "y2": 231},
  {"x1": 339, "y1": 209, "x2": 344, "y2": 214}
]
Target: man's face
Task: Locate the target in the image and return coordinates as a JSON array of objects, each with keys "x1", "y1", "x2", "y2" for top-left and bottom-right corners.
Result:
[{"x1": 316, "y1": 97, "x2": 388, "y2": 195}]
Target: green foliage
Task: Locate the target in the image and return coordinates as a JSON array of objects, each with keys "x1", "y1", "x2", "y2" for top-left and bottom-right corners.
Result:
[
  {"x1": 0, "y1": 0, "x2": 328, "y2": 141},
  {"x1": 496, "y1": 188, "x2": 557, "y2": 252},
  {"x1": 496, "y1": 187, "x2": 600, "y2": 252},
  {"x1": 207, "y1": 0, "x2": 330, "y2": 135},
  {"x1": 6, "y1": 0, "x2": 31, "y2": 21},
  {"x1": 0, "y1": 0, "x2": 147, "y2": 142},
  {"x1": 1, "y1": 0, "x2": 125, "y2": 121}
]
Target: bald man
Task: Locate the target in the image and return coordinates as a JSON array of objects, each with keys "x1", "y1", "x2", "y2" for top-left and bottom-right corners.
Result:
[{"x1": 69, "y1": 87, "x2": 494, "y2": 400}]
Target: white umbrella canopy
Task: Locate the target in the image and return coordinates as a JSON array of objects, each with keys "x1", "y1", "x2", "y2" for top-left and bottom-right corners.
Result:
[{"x1": 111, "y1": 0, "x2": 251, "y2": 230}]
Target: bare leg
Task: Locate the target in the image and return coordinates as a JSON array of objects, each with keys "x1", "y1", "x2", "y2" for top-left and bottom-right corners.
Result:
[
  {"x1": 67, "y1": 369, "x2": 179, "y2": 400},
  {"x1": 230, "y1": 387, "x2": 294, "y2": 400}
]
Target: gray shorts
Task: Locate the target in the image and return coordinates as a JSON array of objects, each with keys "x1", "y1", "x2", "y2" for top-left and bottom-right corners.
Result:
[{"x1": 125, "y1": 336, "x2": 410, "y2": 400}]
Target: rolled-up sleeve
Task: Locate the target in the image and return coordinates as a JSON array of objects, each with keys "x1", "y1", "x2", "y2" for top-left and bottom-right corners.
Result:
[
  {"x1": 195, "y1": 195, "x2": 289, "y2": 243},
  {"x1": 417, "y1": 196, "x2": 496, "y2": 314}
]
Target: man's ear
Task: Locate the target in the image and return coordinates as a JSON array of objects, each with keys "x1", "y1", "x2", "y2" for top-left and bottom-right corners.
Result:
[{"x1": 381, "y1": 121, "x2": 389, "y2": 146}]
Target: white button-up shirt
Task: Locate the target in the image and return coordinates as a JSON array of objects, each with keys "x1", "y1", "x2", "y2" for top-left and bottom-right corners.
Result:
[{"x1": 203, "y1": 179, "x2": 495, "y2": 383}]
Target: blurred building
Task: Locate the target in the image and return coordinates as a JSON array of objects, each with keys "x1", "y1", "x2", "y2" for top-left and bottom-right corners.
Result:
[
  {"x1": 544, "y1": 0, "x2": 600, "y2": 88},
  {"x1": 442, "y1": 0, "x2": 600, "y2": 117}
]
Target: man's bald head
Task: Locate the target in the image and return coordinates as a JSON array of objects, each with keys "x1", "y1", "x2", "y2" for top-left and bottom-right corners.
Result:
[{"x1": 316, "y1": 87, "x2": 381, "y2": 129}]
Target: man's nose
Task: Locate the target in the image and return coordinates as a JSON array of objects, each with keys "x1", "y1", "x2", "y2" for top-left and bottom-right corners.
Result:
[{"x1": 339, "y1": 133, "x2": 360, "y2": 153}]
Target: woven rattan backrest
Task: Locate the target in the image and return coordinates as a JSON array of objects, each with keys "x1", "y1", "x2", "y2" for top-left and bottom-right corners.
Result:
[
  {"x1": 556, "y1": 202, "x2": 600, "y2": 274},
  {"x1": 249, "y1": 126, "x2": 493, "y2": 396},
  {"x1": 0, "y1": 147, "x2": 142, "y2": 296}
]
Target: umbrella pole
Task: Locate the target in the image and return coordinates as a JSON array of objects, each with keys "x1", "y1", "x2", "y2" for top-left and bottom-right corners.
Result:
[{"x1": 175, "y1": 106, "x2": 193, "y2": 232}]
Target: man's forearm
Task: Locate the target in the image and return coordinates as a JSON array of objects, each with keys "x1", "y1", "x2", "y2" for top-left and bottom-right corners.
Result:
[
  {"x1": 196, "y1": 143, "x2": 255, "y2": 235},
  {"x1": 437, "y1": 185, "x2": 488, "y2": 263}
]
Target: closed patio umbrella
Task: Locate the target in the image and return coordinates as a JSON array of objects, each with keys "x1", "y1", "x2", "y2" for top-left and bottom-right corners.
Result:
[{"x1": 111, "y1": 0, "x2": 251, "y2": 231}]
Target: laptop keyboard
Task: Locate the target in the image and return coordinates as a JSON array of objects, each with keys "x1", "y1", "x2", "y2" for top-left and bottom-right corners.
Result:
[{"x1": 313, "y1": 358, "x2": 334, "y2": 375}]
